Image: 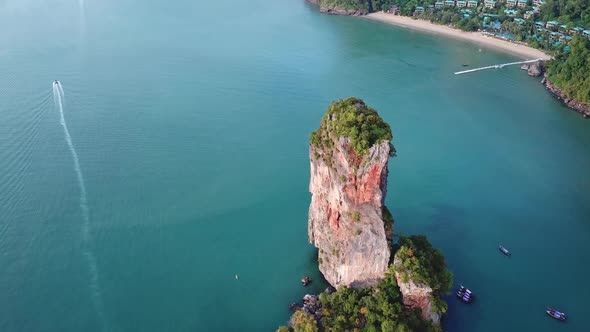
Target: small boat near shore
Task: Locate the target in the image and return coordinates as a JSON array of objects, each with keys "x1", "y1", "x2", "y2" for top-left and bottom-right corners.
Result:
[
  {"x1": 546, "y1": 307, "x2": 567, "y2": 321},
  {"x1": 499, "y1": 244, "x2": 511, "y2": 256},
  {"x1": 456, "y1": 285, "x2": 474, "y2": 303}
]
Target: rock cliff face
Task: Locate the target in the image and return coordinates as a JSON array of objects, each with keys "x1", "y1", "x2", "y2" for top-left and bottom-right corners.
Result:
[
  {"x1": 527, "y1": 62, "x2": 543, "y2": 77},
  {"x1": 278, "y1": 99, "x2": 450, "y2": 331},
  {"x1": 520, "y1": 61, "x2": 544, "y2": 77},
  {"x1": 308, "y1": 98, "x2": 394, "y2": 289},
  {"x1": 393, "y1": 255, "x2": 440, "y2": 324}
]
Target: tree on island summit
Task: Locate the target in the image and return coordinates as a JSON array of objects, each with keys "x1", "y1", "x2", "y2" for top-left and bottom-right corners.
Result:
[{"x1": 277, "y1": 311, "x2": 319, "y2": 332}]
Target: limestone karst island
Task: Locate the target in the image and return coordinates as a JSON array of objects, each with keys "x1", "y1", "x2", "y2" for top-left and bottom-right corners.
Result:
[
  {"x1": 278, "y1": 98, "x2": 452, "y2": 332},
  {"x1": 2, "y1": 0, "x2": 588, "y2": 331}
]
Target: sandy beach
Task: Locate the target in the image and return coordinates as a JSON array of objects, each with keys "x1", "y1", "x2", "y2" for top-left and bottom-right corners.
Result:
[{"x1": 366, "y1": 12, "x2": 552, "y2": 60}]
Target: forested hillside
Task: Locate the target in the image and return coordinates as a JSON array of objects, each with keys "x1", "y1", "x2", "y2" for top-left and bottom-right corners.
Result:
[
  {"x1": 547, "y1": 36, "x2": 590, "y2": 105},
  {"x1": 541, "y1": 0, "x2": 590, "y2": 26}
]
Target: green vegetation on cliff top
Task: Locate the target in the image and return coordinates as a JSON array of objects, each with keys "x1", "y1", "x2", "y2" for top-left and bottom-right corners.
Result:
[
  {"x1": 319, "y1": 0, "x2": 369, "y2": 11},
  {"x1": 394, "y1": 236, "x2": 453, "y2": 314},
  {"x1": 278, "y1": 236, "x2": 450, "y2": 332},
  {"x1": 280, "y1": 311, "x2": 319, "y2": 332},
  {"x1": 310, "y1": 97, "x2": 393, "y2": 156},
  {"x1": 318, "y1": 268, "x2": 440, "y2": 332},
  {"x1": 547, "y1": 36, "x2": 590, "y2": 105},
  {"x1": 279, "y1": 267, "x2": 439, "y2": 332}
]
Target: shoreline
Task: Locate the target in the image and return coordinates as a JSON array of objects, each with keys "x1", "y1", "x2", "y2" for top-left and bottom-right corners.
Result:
[
  {"x1": 364, "y1": 12, "x2": 590, "y2": 118},
  {"x1": 544, "y1": 76, "x2": 590, "y2": 117},
  {"x1": 365, "y1": 12, "x2": 552, "y2": 60}
]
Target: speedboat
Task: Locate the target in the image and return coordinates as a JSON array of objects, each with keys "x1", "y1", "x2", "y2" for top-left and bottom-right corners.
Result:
[
  {"x1": 456, "y1": 285, "x2": 474, "y2": 303},
  {"x1": 499, "y1": 244, "x2": 511, "y2": 256},
  {"x1": 462, "y1": 64, "x2": 469, "y2": 67},
  {"x1": 53, "y1": 80, "x2": 59, "y2": 85},
  {"x1": 546, "y1": 307, "x2": 566, "y2": 321}
]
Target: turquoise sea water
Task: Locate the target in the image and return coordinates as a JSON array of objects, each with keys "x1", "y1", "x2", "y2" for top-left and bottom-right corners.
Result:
[{"x1": 0, "y1": 0, "x2": 589, "y2": 331}]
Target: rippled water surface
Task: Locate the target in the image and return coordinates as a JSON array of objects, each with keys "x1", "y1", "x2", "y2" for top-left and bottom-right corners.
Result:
[{"x1": 0, "y1": 0, "x2": 589, "y2": 331}]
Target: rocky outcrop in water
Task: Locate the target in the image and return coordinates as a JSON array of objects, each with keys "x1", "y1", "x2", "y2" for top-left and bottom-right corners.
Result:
[
  {"x1": 544, "y1": 76, "x2": 590, "y2": 118},
  {"x1": 520, "y1": 61, "x2": 544, "y2": 77},
  {"x1": 391, "y1": 235, "x2": 452, "y2": 325},
  {"x1": 521, "y1": 60, "x2": 590, "y2": 118},
  {"x1": 319, "y1": 6, "x2": 368, "y2": 16},
  {"x1": 528, "y1": 62, "x2": 543, "y2": 77},
  {"x1": 278, "y1": 99, "x2": 451, "y2": 331},
  {"x1": 306, "y1": 0, "x2": 368, "y2": 16},
  {"x1": 308, "y1": 97, "x2": 394, "y2": 289},
  {"x1": 393, "y1": 255, "x2": 440, "y2": 324}
]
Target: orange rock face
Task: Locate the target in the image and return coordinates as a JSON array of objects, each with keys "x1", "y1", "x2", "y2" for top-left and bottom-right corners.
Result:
[
  {"x1": 308, "y1": 136, "x2": 392, "y2": 289},
  {"x1": 343, "y1": 165, "x2": 385, "y2": 205}
]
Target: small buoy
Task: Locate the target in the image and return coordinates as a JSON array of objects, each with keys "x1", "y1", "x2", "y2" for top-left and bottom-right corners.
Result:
[{"x1": 235, "y1": 274, "x2": 239, "y2": 280}]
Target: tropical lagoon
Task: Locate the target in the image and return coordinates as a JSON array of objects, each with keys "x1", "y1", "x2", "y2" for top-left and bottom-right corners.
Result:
[{"x1": 0, "y1": 0, "x2": 589, "y2": 331}]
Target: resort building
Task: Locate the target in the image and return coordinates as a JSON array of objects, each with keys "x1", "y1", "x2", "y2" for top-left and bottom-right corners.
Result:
[
  {"x1": 532, "y1": 0, "x2": 545, "y2": 5},
  {"x1": 546, "y1": 20, "x2": 559, "y2": 29},
  {"x1": 444, "y1": 0, "x2": 455, "y2": 7},
  {"x1": 517, "y1": 0, "x2": 527, "y2": 8},
  {"x1": 487, "y1": 20, "x2": 502, "y2": 30},
  {"x1": 460, "y1": 8, "x2": 472, "y2": 18},
  {"x1": 549, "y1": 32, "x2": 566, "y2": 40},
  {"x1": 506, "y1": 0, "x2": 517, "y2": 8},
  {"x1": 457, "y1": 1, "x2": 467, "y2": 7},
  {"x1": 435, "y1": 1, "x2": 444, "y2": 9},
  {"x1": 504, "y1": 9, "x2": 517, "y2": 17},
  {"x1": 535, "y1": 22, "x2": 546, "y2": 32},
  {"x1": 532, "y1": 6, "x2": 541, "y2": 13},
  {"x1": 536, "y1": 27, "x2": 548, "y2": 34},
  {"x1": 484, "y1": 0, "x2": 496, "y2": 8},
  {"x1": 570, "y1": 27, "x2": 584, "y2": 34},
  {"x1": 559, "y1": 34, "x2": 572, "y2": 42},
  {"x1": 388, "y1": 5, "x2": 400, "y2": 14},
  {"x1": 584, "y1": 30, "x2": 590, "y2": 38},
  {"x1": 427, "y1": 4, "x2": 435, "y2": 13},
  {"x1": 514, "y1": 18, "x2": 525, "y2": 25},
  {"x1": 524, "y1": 11, "x2": 534, "y2": 19},
  {"x1": 414, "y1": 6, "x2": 425, "y2": 14},
  {"x1": 467, "y1": 0, "x2": 478, "y2": 7}
]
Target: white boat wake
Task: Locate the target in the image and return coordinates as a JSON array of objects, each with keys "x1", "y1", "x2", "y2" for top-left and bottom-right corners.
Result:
[{"x1": 53, "y1": 81, "x2": 107, "y2": 331}]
